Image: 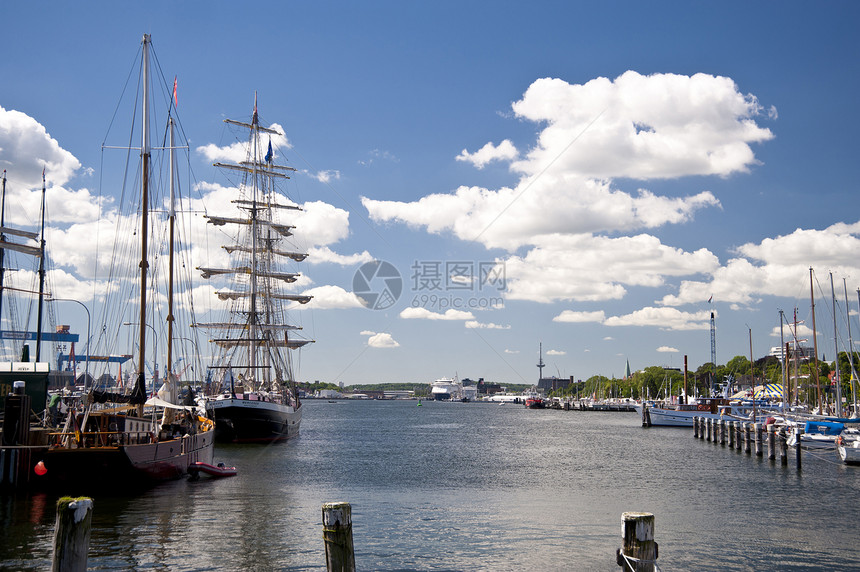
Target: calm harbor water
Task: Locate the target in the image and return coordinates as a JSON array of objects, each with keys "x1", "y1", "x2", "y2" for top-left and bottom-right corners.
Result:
[{"x1": 3, "y1": 399, "x2": 860, "y2": 571}]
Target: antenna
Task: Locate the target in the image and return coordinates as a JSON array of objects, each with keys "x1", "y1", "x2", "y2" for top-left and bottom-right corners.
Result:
[
  {"x1": 537, "y1": 342, "x2": 545, "y2": 382},
  {"x1": 710, "y1": 296, "x2": 716, "y2": 394}
]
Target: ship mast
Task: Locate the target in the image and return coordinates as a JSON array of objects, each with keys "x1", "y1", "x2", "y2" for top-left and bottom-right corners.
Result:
[
  {"x1": 135, "y1": 33, "x2": 152, "y2": 414},
  {"x1": 35, "y1": 169, "x2": 47, "y2": 361},
  {"x1": 831, "y1": 273, "x2": 842, "y2": 415},
  {"x1": 165, "y1": 115, "x2": 177, "y2": 404},
  {"x1": 249, "y1": 93, "x2": 259, "y2": 386},
  {"x1": 810, "y1": 267, "x2": 821, "y2": 413},
  {"x1": 196, "y1": 95, "x2": 313, "y2": 392},
  {"x1": 0, "y1": 171, "x2": 5, "y2": 348}
]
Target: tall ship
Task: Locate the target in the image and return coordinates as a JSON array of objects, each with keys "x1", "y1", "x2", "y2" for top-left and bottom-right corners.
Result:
[
  {"x1": 196, "y1": 95, "x2": 313, "y2": 443},
  {"x1": 33, "y1": 34, "x2": 214, "y2": 490}
]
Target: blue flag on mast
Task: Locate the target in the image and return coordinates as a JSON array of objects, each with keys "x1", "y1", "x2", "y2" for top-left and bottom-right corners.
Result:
[{"x1": 265, "y1": 139, "x2": 273, "y2": 163}]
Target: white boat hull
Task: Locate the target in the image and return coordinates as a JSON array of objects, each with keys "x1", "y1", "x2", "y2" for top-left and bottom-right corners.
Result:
[{"x1": 838, "y1": 440, "x2": 860, "y2": 464}]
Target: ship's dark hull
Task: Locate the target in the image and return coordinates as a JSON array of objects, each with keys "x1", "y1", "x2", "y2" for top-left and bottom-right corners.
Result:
[
  {"x1": 208, "y1": 397, "x2": 301, "y2": 443},
  {"x1": 32, "y1": 432, "x2": 214, "y2": 492}
]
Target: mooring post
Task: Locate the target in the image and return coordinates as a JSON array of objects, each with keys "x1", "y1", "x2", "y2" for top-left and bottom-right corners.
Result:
[
  {"x1": 616, "y1": 512, "x2": 657, "y2": 572},
  {"x1": 795, "y1": 427, "x2": 803, "y2": 470},
  {"x1": 767, "y1": 424, "x2": 776, "y2": 460},
  {"x1": 729, "y1": 421, "x2": 736, "y2": 448},
  {"x1": 323, "y1": 502, "x2": 355, "y2": 572},
  {"x1": 718, "y1": 419, "x2": 726, "y2": 446},
  {"x1": 779, "y1": 428, "x2": 788, "y2": 466},
  {"x1": 693, "y1": 416, "x2": 699, "y2": 438},
  {"x1": 754, "y1": 423, "x2": 763, "y2": 456},
  {"x1": 744, "y1": 423, "x2": 752, "y2": 454},
  {"x1": 706, "y1": 418, "x2": 712, "y2": 441},
  {"x1": 52, "y1": 497, "x2": 93, "y2": 572}
]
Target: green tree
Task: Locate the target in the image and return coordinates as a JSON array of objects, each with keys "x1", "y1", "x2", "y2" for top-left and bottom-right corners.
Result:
[{"x1": 724, "y1": 355, "x2": 750, "y2": 376}]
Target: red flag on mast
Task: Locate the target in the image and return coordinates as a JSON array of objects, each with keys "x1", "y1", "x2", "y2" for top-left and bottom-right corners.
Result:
[{"x1": 173, "y1": 76, "x2": 178, "y2": 107}]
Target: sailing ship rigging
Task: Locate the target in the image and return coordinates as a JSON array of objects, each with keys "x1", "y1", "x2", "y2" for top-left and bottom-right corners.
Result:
[
  {"x1": 195, "y1": 94, "x2": 313, "y2": 443},
  {"x1": 34, "y1": 34, "x2": 214, "y2": 489},
  {"x1": 0, "y1": 169, "x2": 50, "y2": 363}
]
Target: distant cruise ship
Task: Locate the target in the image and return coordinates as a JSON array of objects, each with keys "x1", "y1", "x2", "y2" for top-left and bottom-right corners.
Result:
[{"x1": 430, "y1": 378, "x2": 461, "y2": 401}]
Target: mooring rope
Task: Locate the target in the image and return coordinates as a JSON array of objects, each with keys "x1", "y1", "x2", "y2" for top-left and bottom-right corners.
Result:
[{"x1": 619, "y1": 551, "x2": 662, "y2": 571}]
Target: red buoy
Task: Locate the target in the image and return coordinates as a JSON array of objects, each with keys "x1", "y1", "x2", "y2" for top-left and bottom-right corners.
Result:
[{"x1": 34, "y1": 461, "x2": 47, "y2": 476}]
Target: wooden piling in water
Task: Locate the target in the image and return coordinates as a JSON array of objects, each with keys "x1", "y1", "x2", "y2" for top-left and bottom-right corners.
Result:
[
  {"x1": 693, "y1": 416, "x2": 699, "y2": 438},
  {"x1": 616, "y1": 512, "x2": 657, "y2": 572},
  {"x1": 767, "y1": 424, "x2": 776, "y2": 460},
  {"x1": 323, "y1": 502, "x2": 356, "y2": 572},
  {"x1": 795, "y1": 427, "x2": 803, "y2": 470},
  {"x1": 718, "y1": 419, "x2": 726, "y2": 446},
  {"x1": 727, "y1": 421, "x2": 735, "y2": 448},
  {"x1": 779, "y1": 428, "x2": 788, "y2": 466},
  {"x1": 744, "y1": 423, "x2": 752, "y2": 454},
  {"x1": 755, "y1": 423, "x2": 763, "y2": 456},
  {"x1": 706, "y1": 418, "x2": 713, "y2": 441},
  {"x1": 51, "y1": 497, "x2": 93, "y2": 572}
]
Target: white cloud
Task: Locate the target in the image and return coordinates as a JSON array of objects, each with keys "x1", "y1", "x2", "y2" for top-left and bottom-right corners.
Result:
[
  {"x1": 298, "y1": 285, "x2": 364, "y2": 310},
  {"x1": 0, "y1": 106, "x2": 81, "y2": 187},
  {"x1": 464, "y1": 320, "x2": 511, "y2": 329},
  {"x1": 358, "y1": 149, "x2": 398, "y2": 166},
  {"x1": 456, "y1": 139, "x2": 518, "y2": 169},
  {"x1": 770, "y1": 322, "x2": 815, "y2": 341},
  {"x1": 363, "y1": 182, "x2": 720, "y2": 252},
  {"x1": 546, "y1": 349, "x2": 566, "y2": 355},
  {"x1": 313, "y1": 170, "x2": 341, "y2": 184},
  {"x1": 399, "y1": 307, "x2": 475, "y2": 320},
  {"x1": 660, "y1": 222, "x2": 860, "y2": 307},
  {"x1": 364, "y1": 71, "x2": 770, "y2": 252},
  {"x1": 510, "y1": 71, "x2": 773, "y2": 180},
  {"x1": 505, "y1": 349, "x2": 520, "y2": 354},
  {"x1": 507, "y1": 234, "x2": 719, "y2": 303},
  {"x1": 657, "y1": 346, "x2": 679, "y2": 353},
  {"x1": 361, "y1": 71, "x2": 773, "y2": 309},
  {"x1": 604, "y1": 307, "x2": 711, "y2": 331},
  {"x1": 366, "y1": 332, "x2": 400, "y2": 348},
  {"x1": 196, "y1": 123, "x2": 290, "y2": 163},
  {"x1": 308, "y1": 246, "x2": 374, "y2": 266},
  {"x1": 291, "y1": 200, "x2": 352, "y2": 246},
  {"x1": 553, "y1": 310, "x2": 606, "y2": 323}
]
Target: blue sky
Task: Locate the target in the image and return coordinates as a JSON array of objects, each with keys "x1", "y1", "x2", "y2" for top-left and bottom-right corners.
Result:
[{"x1": 2, "y1": 2, "x2": 860, "y2": 386}]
